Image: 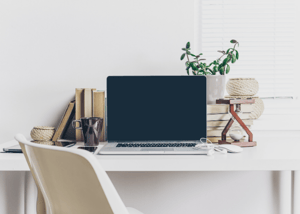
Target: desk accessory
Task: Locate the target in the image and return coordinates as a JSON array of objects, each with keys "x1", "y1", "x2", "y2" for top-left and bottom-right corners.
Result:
[
  {"x1": 3, "y1": 145, "x2": 23, "y2": 153},
  {"x1": 226, "y1": 78, "x2": 259, "y2": 96},
  {"x1": 194, "y1": 138, "x2": 243, "y2": 155},
  {"x1": 225, "y1": 95, "x2": 264, "y2": 119},
  {"x1": 180, "y1": 40, "x2": 239, "y2": 104},
  {"x1": 52, "y1": 100, "x2": 75, "y2": 144},
  {"x1": 75, "y1": 88, "x2": 96, "y2": 141},
  {"x1": 72, "y1": 117, "x2": 103, "y2": 146},
  {"x1": 206, "y1": 104, "x2": 253, "y2": 143},
  {"x1": 75, "y1": 88, "x2": 106, "y2": 141},
  {"x1": 30, "y1": 126, "x2": 55, "y2": 141},
  {"x1": 100, "y1": 76, "x2": 209, "y2": 155},
  {"x1": 92, "y1": 90, "x2": 105, "y2": 141},
  {"x1": 216, "y1": 98, "x2": 256, "y2": 147},
  {"x1": 225, "y1": 78, "x2": 264, "y2": 119}
]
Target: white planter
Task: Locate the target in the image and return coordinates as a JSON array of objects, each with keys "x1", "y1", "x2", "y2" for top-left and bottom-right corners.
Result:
[{"x1": 206, "y1": 75, "x2": 226, "y2": 104}]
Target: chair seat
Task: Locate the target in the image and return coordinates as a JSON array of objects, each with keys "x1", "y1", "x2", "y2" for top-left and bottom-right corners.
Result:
[{"x1": 127, "y1": 207, "x2": 144, "y2": 214}]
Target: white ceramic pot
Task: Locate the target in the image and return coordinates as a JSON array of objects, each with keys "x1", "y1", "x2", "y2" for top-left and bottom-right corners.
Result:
[{"x1": 206, "y1": 75, "x2": 226, "y2": 104}]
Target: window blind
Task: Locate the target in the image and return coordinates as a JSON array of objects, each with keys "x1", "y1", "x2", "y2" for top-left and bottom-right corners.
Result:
[{"x1": 199, "y1": 0, "x2": 296, "y2": 98}]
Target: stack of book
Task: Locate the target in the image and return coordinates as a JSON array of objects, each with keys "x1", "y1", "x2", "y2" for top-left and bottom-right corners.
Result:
[
  {"x1": 75, "y1": 88, "x2": 106, "y2": 142},
  {"x1": 52, "y1": 88, "x2": 106, "y2": 146},
  {"x1": 207, "y1": 104, "x2": 253, "y2": 143}
]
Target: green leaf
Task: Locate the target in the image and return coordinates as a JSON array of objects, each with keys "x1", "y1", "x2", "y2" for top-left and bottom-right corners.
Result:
[
  {"x1": 186, "y1": 42, "x2": 190, "y2": 49},
  {"x1": 236, "y1": 50, "x2": 239, "y2": 60},
  {"x1": 207, "y1": 68, "x2": 213, "y2": 75},
  {"x1": 218, "y1": 64, "x2": 222, "y2": 71},
  {"x1": 186, "y1": 66, "x2": 190, "y2": 75},
  {"x1": 220, "y1": 67, "x2": 224, "y2": 75},
  {"x1": 191, "y1": 63, "x2": 198, "y2": 71},
  {"x1": 231, "y1": 55, "x2": 237, "y2": 63},
  {"x1": 198, "y1": 70, "x2": 205, "y2": 75},
  {"x1": 226, "y1": 64, "x2": 230, "y2": 74},
  {"x1": 180, "y1": 53, "x2": 185, "y2": 60},
  {"x1": 213, "y1": 66, "x2": 218, "y2": 73},
  {"x1": 222, "y1": 58, "x2": 228, "y2": 66},
  {"x1": 226, "y1": 48, "x2": 232, "y2": 54},
  {"x1": 189, "y1": 53, "x2": 196, "y2": 57},
  {"x1": 182, "y1": 48, "x2": 187, "y2": 51},
  {"x1": 230, "y1": 39, "x2": 237, "y2": 43}
]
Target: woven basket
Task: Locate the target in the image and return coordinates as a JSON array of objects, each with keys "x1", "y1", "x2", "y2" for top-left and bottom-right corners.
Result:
[
  {"x1": 31, "y1": 140, "x2": 55, "y2": 146},
  {"x1": 30, "y1": 126, "x2": 55, "y2": 141},
  {"x1": 226, "y1": 78, "x2": 259, "y2": 96},
  {"x1": 225, "y1": 96, "x2": 264, "y2": 119}
]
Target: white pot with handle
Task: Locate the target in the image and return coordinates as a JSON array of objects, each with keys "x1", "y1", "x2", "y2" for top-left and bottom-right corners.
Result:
[{"x1": 206, "y1": 75, "x2": 226, "y2": 104}]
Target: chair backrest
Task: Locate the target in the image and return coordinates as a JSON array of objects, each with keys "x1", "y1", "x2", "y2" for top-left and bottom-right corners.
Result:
[{"x1": 15, "y1": 134, "x2": 128, "y2": 214}]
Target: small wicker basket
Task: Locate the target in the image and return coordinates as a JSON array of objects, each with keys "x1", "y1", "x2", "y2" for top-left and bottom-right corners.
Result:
[
  {"x1": 225, "y1": 95, "x2": 264, "y2": 119},
  {"x1": 226, "y1": 78, "x2": 259, "y2": 96},
  {"x1": 30, "y1": 126, "x2": 55, "y2": 141}
]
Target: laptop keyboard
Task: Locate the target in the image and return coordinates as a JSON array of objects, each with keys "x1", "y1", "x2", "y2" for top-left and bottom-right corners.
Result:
[{"x1": 116, "y1": 143, "x2": 197, "y2": 148}]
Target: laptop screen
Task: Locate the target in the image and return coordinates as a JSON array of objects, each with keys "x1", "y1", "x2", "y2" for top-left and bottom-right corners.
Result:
[{"x1": 107, "y1": 76, "x2": 207, "y2": 142}]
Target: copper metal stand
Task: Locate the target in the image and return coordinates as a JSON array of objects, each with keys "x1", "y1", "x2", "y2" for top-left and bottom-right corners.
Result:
[{"x1": 216, "y1": 98, "x2": 257, "y2": 147}]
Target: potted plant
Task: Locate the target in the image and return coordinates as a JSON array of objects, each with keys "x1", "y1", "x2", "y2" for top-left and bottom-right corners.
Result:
[{"x1": 180, "y1": 40, "x2": 239, "y2": 104}]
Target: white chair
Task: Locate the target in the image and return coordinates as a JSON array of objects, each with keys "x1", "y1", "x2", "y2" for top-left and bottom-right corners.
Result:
[{"x1": 15, "y1": 133, "x2": 143, "y2": 214}]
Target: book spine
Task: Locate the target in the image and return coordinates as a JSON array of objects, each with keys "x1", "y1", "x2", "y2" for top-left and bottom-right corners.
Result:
[
  {"x1": 84, "y1": 88, "x2": 93, "y2": 117},
  {"x1": 105, "y1": 98, "x2": 107, "y2": 141},
  {"x1": 52, "y1": 101, "x2": 75, "y2": 142},
  {"x1": 75, "y1": 88, "x2": 84, "y2": 141},
  {"x1": 207, "y1": 104, "x2": 253, "y2": 114},
  {"x1": 207, "y1": 119, "x2": 253, "y2": 127},
  {"x1": 93, "y1": 91, "x2": 105, "y2": 141},
  {"x1": 207, "y1": 113, "x2": 251, "y2": 121}
]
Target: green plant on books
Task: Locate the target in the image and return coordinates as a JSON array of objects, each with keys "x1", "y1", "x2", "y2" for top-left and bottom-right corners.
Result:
[{"x1": 180, "y1": 40, "x2": 239, "y2": 75}]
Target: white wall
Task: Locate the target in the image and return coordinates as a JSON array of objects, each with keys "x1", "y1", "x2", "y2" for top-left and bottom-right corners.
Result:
[
  {"x1": 0, "y1": 1, "x2": 294, "y2": 214},
  {"x1": 0, "y1": 0, "x2": 194, "y2": 143}
]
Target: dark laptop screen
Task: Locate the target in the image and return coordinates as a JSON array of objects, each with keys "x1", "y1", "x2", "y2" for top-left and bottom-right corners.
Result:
[{"x1": 107, "y1": 76, "x2": 207, "y2": 142}]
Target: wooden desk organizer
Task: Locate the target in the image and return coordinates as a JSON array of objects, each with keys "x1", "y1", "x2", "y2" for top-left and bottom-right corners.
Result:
[{"x1": 216, "y1": 98, "x2": 257, "y2": 147}]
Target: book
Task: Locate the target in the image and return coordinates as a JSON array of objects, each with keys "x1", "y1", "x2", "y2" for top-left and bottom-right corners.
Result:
[
  {"x1": 207, "y1": 129, "x2": 246, "y2": 137},
  {"x1": 207, "y1": 104, "x2": 253, "y2": 114},
  {"x1": 84, "y1": 88, "x2": 93, "y2": 118},
  {"x1": 52, "y1": 100, "x2": 75, "y2": 142},
  {"x1": 75, "y1": 88, "x2": 96, "y2": 141},
  {"x1": 93, "y1": 90, "x2": 105, "y2": 141},
  {"x1": 207, "y1": 126, "x2": 251, "y2": 130},
  {"x1": 207, "y1": 120, "x2": 253, "y2": 127},
  {"x1": 75, "y1": 88, "x2": 84, "y2": 141},
  {"x1": 207, "y1": 113, "x2": 251, "y2": 121},
  {"x1": 207, "y1": 136, "x2": 246, "y2": 143}
]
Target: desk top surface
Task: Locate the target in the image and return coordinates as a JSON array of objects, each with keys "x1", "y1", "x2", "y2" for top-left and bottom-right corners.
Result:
[{"x1": 1, "y1": 131, "x2": 300, "y2": 171}]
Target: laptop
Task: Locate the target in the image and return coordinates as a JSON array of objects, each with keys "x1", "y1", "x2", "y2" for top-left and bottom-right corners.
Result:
[{"x1": 99, "y1": 76, "x2": 208, "y2": 155}]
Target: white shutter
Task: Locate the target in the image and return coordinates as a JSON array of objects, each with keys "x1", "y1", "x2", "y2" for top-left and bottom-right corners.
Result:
[{"x1": 198, "y1": 0, "x2": 296, "y2": 98}]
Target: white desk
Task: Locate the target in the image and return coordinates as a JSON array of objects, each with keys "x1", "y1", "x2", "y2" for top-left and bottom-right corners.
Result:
[{"x1": 1, "y1": 132, "x2": 300, "y2": 214}]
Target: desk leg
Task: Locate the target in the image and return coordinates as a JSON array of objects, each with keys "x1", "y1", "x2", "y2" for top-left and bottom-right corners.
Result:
[
  {"x1": 292, "y1": 171, "x2": 300, "y2": 214},
  {"x1": 279, "y1": 171, "x2": 292, "y2": 214},
  {"x1": 24, "y1": 171, "x2": 37, "y2": 214}
]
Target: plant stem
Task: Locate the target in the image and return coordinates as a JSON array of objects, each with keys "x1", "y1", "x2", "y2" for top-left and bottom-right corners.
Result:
[{"x1": 186, "y1": 53, "x2": 190, "y2": 62}]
